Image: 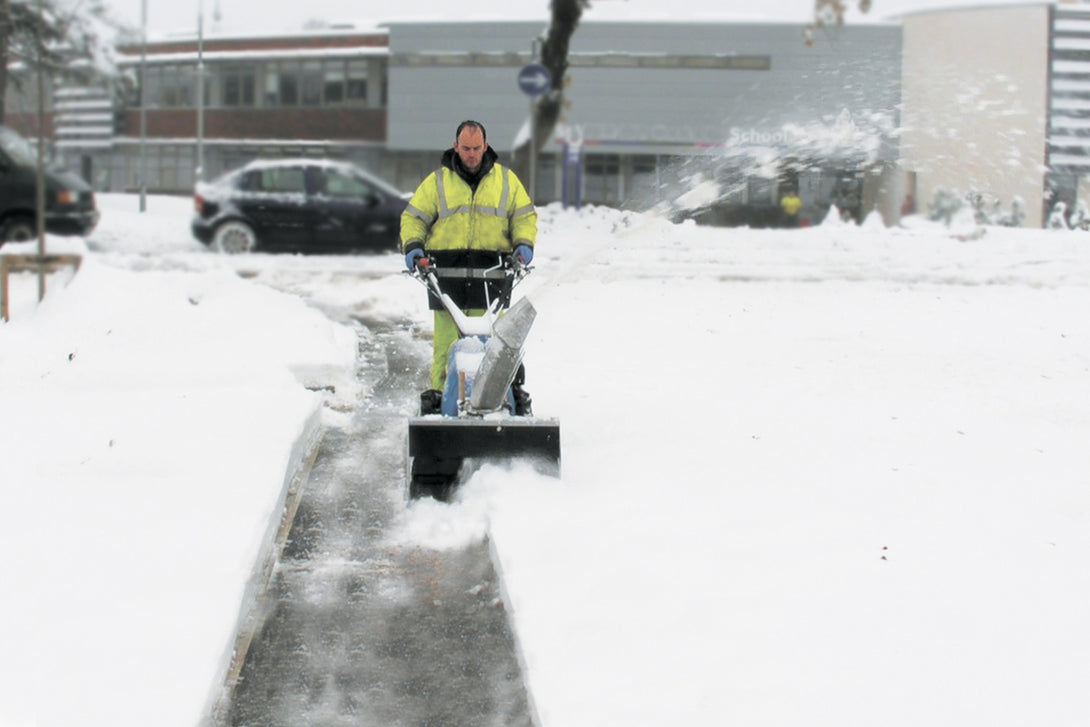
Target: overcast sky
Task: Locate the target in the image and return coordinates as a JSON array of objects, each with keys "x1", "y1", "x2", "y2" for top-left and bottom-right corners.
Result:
[{"x1": 105, "y1": 0, "x2": 1051, "y2": 39}]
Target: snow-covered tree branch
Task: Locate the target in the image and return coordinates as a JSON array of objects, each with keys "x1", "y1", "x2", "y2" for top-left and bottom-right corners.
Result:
[
  {"x1": 1, "y1": 0, "x2": 130, "y2": 118},
  {"x1": 804, "y1": 0, "x2": 872, "y2": 46}
]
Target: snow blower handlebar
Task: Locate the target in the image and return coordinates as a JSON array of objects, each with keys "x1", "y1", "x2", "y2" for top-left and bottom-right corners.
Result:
[{"x1": 406, "y1": 254, "x2": 530, "y2": 338}]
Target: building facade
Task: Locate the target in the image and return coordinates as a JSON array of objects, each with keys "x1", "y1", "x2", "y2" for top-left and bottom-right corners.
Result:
[
  {"x1": 1045, "y1": 2, "x2": 1090, "y2": 221},
  {"x1": 901, "y1": 3, "x2": 1052, "y2": 228},
  {"x1": 387, "y1": 20, "x2": 902, "y2": 225},
  {"x1": 5, "y1": 18, "x2": 905, "y2": 224},
  {"x1": 113, "y1": 29, "x2": 390, "y2": 194}
]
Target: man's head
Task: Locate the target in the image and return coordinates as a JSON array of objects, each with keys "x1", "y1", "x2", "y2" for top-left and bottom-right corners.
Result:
[{"x1": 454, "y1": 120, "x2": 487, "y2": 173}]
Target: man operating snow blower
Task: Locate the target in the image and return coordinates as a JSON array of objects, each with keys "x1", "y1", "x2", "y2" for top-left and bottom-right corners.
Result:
[
  {"x1": 401, "y1": 119, "x2": 538, "y2": 416},
  {"x1": 399, "y1": 120, "x2": 558, "y2": 500}
]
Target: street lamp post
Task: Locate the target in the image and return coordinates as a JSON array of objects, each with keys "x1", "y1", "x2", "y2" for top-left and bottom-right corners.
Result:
[
  {"x1": 196, "y1": 0, "x2": 205, "y2": 181},
  {"x1": 35, "y1": 0, "x2": 46, "y2": 299},
  {"x1": 138, "y1": 0, "x2": 147, "y2": 212}
]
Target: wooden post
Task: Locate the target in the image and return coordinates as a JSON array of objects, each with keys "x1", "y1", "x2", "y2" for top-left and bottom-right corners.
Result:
[{"x1": 0, "y1": 254, "x2": 82, "y2": 321}]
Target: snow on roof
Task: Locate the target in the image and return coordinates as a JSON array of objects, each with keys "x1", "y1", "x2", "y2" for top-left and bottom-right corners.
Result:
[
  {"x1": 888, "y1": 1, "x2": 1056, "y2": 21},
  {"x1": 147, "y1": 23, "x2": 389, "y2": 43},
  {"x1": 136, "y1": 10, "x2": 898, "y2": 44},
  {"x1": 116, "y1": 46, "x2": 388, "y2": 65},
  {"x1": 109, "y1": 136, "x2": 385, "y2": 148}
]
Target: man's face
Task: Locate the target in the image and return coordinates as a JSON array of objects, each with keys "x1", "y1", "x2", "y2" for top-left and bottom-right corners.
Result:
[{"x1": 455, "y1": 127, "x2": 486, "y2": 173}]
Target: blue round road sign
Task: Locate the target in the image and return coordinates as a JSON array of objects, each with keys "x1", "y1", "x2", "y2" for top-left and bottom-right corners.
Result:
[{"x1": 518, "y1": 63, "x2": 552, "y2": 98}]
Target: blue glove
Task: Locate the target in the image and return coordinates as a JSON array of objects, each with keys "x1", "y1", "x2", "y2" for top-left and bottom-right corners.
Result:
[
  {"x1": 513, "y1": 244, "x2": 534, "y2": 266},
  {"x1": 405, "y1": 249, "x2": 425, "y2": 271}
]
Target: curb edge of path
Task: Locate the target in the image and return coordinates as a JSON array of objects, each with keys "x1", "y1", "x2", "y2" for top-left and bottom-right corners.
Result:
[
  {"x1": 488, "y1": 533, "x2": 544, "y2": 727},
  {"x1": 199, "y1": 399, "x2": 327, "y2": 727}
]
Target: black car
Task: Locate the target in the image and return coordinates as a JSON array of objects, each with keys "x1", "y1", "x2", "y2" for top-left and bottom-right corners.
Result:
[
  {"x1": 191, "y1": 158, "x2": 409, "y2": 254},
  {"x1": 0, "y1": 126, "x2": 100, "y2": 244}
]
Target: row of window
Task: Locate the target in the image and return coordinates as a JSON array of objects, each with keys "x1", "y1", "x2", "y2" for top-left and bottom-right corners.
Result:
[
  {"x1": 139, "y1": 58, "x2": 383, "y2": 110},
  {"x1": 76, "y1": 141, "x2": 669, "y2": 202},
  {"x1": 77, "y1": 143, "x2": 369, "y2": 193},
  {"x1": 389, "y1": 52, "x2": 772, "y2": 71}
]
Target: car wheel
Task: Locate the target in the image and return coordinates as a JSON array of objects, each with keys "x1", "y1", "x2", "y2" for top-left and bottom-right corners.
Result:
[
  {"x1": 212, "y1": 221, "x2": 257, "y2": 254},
  {"x1": 0, "y1": 215, "x2": 37, "y2": 245}
]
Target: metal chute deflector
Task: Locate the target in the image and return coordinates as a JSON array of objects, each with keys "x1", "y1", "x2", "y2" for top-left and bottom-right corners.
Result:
[{"x1": 468, "y1": 295, "x2": 536, "y2": 412}]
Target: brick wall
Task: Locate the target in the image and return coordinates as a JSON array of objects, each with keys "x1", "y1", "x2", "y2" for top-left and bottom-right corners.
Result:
[
  {"x1": 120, "y1": 107, "x2": 386, "y2": 141},
  {"x1": 2, "y1": 113, "x2": 55, "y2": 140}
]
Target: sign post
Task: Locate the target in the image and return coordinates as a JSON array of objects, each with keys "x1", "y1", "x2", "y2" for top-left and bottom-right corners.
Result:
[
  {"x1": 517, "y1": 63, "x2": 551, "y2": 201},
  {"x1": 562, "y1": 125, "x2": 584, "y2": 210}
]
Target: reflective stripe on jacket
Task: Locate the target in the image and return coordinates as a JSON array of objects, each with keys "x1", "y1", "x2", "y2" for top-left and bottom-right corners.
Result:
[{"x1": 400, "y1": 162, "x2": 537, "y2": 254}]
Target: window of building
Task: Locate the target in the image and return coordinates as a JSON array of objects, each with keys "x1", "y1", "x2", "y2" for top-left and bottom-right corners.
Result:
[
  {"x1": 534, "y1": 154, "x2": 557, "y2": 203},
  {"x1": 221, "y1": 66, "x2": 255, "y2": 107},
  {"x1": 346, "y1": 60, "x2": 368, "y2": 105},
  {"x1": 141, "y1": 66, "x2": 162, "y2": 108},
  {"x1": 160, "y1": 65, "x2": 194, "y2": 107},
  {"x1": 3, "y1": 69, "x2": 47, "y2": 113},
  {"x1": 301, "y1": 61, "x2": 322, "y2": 106},
  {"x1": 254, "y1": 59, "x2": 372, "y2": 107},
  {"x1": 715, "y1": 165, "x2": 747, "y2": 204},
  {"x1": 323, "y1": 61, "x2": 345, "y2": 104},
  {"x1": 375, "y1": 60, "x2": 387, "y2": 108},
  {"x1": 138, "y1": 145, "x2": 161, "y2": 189},
  {"x1": 747, "y1": 176, "x2": 776, "y2": 205},
  {"x1": 197, "y1": 68, "x2": 212, "y2": 108},
  {"x1": 263, "y1": 66, "x2": 279, "y2": 106},
  {"x1": 158, "y1": 144, "x2": 195, "y2": 190},
  {"x1": 276, "y1": 62, "x2": 300, "y2": 106},
  {"x1": 626, "y1": 154, "x2": 659, "y2": 208},
  {"x1": 159, "y1": 146, "x2": 178, "y2": 189},
  {"x1": 584, "y1": 154, "x2": 621, "y2": 205}
]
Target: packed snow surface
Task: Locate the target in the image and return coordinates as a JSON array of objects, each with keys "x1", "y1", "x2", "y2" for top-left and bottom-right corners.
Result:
[{"x1": 2, "y1": 193, "x2": 1089, "y2": 727}]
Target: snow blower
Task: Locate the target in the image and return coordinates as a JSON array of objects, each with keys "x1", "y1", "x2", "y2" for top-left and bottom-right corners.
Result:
[{"x1": 405, "y1": 255, "x2": 561, "y2": 500}]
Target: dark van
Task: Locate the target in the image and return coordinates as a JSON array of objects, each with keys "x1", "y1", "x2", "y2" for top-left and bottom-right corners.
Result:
[{"x1": 0, "y1": 126, "x2": 100, "y2": 245}]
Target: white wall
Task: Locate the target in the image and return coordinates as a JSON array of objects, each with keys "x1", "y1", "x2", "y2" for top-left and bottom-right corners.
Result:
[{"x1": 901, "y1": 4, "x2": 1050, "y2": 227}]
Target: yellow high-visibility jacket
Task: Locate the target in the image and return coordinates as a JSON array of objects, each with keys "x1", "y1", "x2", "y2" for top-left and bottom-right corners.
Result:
[
  {"x1": 400, "y1": 150, "x2": 537, "y2": 255},
  {"x1": 780, "y1": 193, "x2": 803, "y2": 216}
]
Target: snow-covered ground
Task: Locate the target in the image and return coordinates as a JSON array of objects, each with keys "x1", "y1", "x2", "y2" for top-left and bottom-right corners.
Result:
[{"x1": 2, "y1": 192, "x2": 1089, "y2": 727}]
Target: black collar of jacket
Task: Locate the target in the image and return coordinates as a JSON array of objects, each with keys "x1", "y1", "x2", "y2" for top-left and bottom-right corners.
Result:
[{"x1": 441, "y1": 146, "x2": 499, "y2": 191}]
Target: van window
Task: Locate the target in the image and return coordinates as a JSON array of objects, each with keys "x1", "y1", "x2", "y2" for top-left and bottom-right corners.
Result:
[{"x1": 0, "y1": 127, "x2": 39, "y2": 167}]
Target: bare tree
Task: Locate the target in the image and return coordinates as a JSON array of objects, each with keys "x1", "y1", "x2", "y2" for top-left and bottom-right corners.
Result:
[
  {"x1": 2, "y1": 0, "x2": 61, "y2": 119},
  {"x1": 1, "y1": 0, "x2": 127, "y2": 120},
  {"x1": 804, "y1": 0, "x2": 872, "y2": 46},
  {"x1": 509, "y1": 0, "x2": 587, "y2": 186}
]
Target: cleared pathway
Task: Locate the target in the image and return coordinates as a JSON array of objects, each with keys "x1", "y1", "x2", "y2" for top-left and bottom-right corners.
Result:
[{"x1": 224, "y1": 304, "x2": 535, "y2": 726}]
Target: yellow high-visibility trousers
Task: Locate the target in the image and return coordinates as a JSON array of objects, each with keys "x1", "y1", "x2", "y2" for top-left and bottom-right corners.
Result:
[{"x1": 431, "y1": 308, "x2": 486, "y2": 391}]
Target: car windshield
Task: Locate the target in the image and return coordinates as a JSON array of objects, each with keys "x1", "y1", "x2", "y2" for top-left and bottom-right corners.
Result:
[
  {"x1": 0, "y1": 126, "x2": 39, "y2": 166},
  {"x1": 318, "y1": 160, "x2": 404, "y2": 198},
  {"x1": 354, "y1": 167, "x2": 404, "y2": 198}
]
